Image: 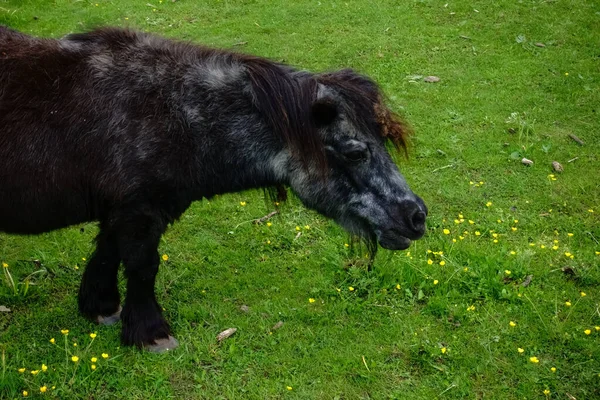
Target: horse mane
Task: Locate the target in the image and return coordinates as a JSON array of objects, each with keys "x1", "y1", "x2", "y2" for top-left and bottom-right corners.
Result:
[{"x1": 243, "y1": 58, "x2": 326, "y2": 170}]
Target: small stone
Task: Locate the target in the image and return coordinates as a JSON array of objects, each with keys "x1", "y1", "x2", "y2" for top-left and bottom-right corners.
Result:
[
  {"x1": 0, "y1": 305, "x2": 11, "y2": 312},
  {"x1": 521, "y1": 158, "x2": 534, "y2": 166},
  {"x1": 272, "y1": 321, "x2": 284, "y2": 331},
  {"x1": 534, "y1": 42, "x2": 545, "y2": 47},
  {"x1": 552, "y1": 161, "x2": 563, "y2": 172},
  {"x1": 217, "y1": 328, "x2": 237, "y2": 342},
  {"x1": 240, "y1": 305, "x2": 250, "y2": 313},
  {"x1": 424, "y1": 76, "x2": 441, "y2": 83}
]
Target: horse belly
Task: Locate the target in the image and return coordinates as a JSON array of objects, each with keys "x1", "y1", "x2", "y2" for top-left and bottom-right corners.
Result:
[{"x1": 0, "y1": 186, "x2": 95, "y2": 234}]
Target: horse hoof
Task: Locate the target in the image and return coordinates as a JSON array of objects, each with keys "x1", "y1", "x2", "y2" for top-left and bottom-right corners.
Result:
[
  {"x1": 145, "y1": 335, "x2": 179, "y2": 353},
  {"x1": 96, "y1": 306, "x2": 122, "y2": 326}
]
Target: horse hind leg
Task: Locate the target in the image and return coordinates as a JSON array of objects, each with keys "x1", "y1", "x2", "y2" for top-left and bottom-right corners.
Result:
[
  {"x1": 78, "y1": 230, "x2": 122, "y2": 325},
  {"x1": 115, "y1": 213, "x2": 178, "y2": 352}
]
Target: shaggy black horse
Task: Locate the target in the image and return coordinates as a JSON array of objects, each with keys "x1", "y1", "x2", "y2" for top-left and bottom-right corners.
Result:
[{"x1": 0, "y1": 26, "x2": 427, "y2": 351}]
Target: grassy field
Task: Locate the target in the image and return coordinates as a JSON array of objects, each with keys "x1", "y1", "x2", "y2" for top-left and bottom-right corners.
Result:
[{"x1": 1, "y1": 0, "x2": 599, "y2": 398}]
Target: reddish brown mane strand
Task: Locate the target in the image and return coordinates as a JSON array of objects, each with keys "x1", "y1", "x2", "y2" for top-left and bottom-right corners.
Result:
[{"x1": 374, "y1": 100, "x2": 411, "y2": 155}]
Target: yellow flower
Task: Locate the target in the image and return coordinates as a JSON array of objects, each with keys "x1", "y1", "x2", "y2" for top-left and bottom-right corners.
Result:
[
  {"x1": 509, "y1": 321, "x2": 516, "y2": 327},
  {"x1": 348, "y1": 287, "x2": 354, "y2": 292},
  {"x1": 493, "y1": 239, "x2": 498, "y2": 243},
  {"x1": 543, "y1": 389, "x2": 550, "y2": 395},
  {"x1": 344, "y1": 243, "x2": 349, "y2": 248},
  {"x1": 552, "y1": 245, "x2": 558, "y2": 250},
  {"x1": 529, "y1": 243, "x2": 535, "y2": 247},
  {"x1": 497, "y1": 219, "x2": 502, "y2": 223},
  {"x1": 540, "y1": 244, "x2": 546, "y2": 249},
  {"x1": 564, "y1": 252, "x2": 571, "y2": 257},
  {"x1": 91, "y1": 357, "x2": 97, "y2": 363},
  {"x1": 518, "y1": 348, "x2": 524, "y2": 353},
  {"x1": 2, "y1": 262, "x2": 7, "y2": 268},
  {"x1": 433, "y1": 280, "x2": 439, "y2": 285},
  {"x1": 18, "y1": 368, "x2": 25, "y2": 373},
  {"x1": 304, "y1": 225, "x2": 310, "y2": 230},
  {"x1": 529, "y1": 356, "x2": 539, "y2": 363},
  {"x1": 266, "y1": 222, "x2": 272, "y2": 227},
  {"x1": 565, "y1": 301, "x2": 571, "y2": 307},
  {"x1": 102, "y1": 353, "x2": 109, "y2": 359},
  {"x1": 463, "y1": 267, "x2": 468, "y2": 272},
  {"x1": 90, "y1": 333, "x2": 97, "y2": 339},
  {"x1": 73, "y1": 343, "x2": 77, "y2": 347},
  {"x1": 505, "y1": 270, "x2": 511, "y2": 275},
  {"x1": 396, "y1": 284, "x2": 401, "y2": 290},
  {"x1": 295, "y1": 226, "x2": 300, "y2": 231},
  {"x1": 427, "y1": 249, "x2": 432, "y2": 253},
  {"x1": 439, "y1": 261, "x2": 446, "y2": 266},
  {"x1": 458, "y1": 236, "x2": 464, "y2": 240},
  {"x1": 23, "y1": 391, "x2": 28, "y2": 397},
  {"x1": 580, "y1": 291, "x2": 586, "y2": 297},
  {"x1": 91, "y1": 364, "x2": 96, "y2": 370},
  {"x1": 550, "y1": 367, "x2": 556, "y2": 372},
  {"x1": 286, "y1": 386, "x2": 293, "y2": 391},
  {"x1": 61, "y1": 329, "x2": 69, "y2": 335},
  {"x1": 239, "y1": 201, "x2": 246, "y2": 206},
  {"x1": 567, "y1": 233, "x2": 573, "y2": 237},
  {"x1": 468, "y1": 220, "x2": 474, "y2": 224},
  {"x1": 427, "y1": 259, "x2": 433, "y2": 265},
  {"x1": 467, "y1": 305, "x2": 475, "y2": 311},
  {"x1": 162, "y1": 254, "x2": 168, "y2": 261},
  {"x1": 41, "y1": 364, "x2": 47, "y2": 372},
  {"x1": 443, "y1": 229, "x2": 450, "y2": 235},
  {"x1": 513, "y1": 219, "x2": 518, "y2": 223},
  {"x1": 589, "y1": 209, "x2": 594, "y2": 213},
  {"x1": 40, "y1": 386, "x2": 47, "y2": 393},
  {"x1": 308, "y1": 298, "x2": 315, "y2": 303},
  {"x1": 31, "y1": 370, "x2": 39, "y2": 375},
  {"x1": 441, "y1": 347, "x2": 447, "y2": 354},
  {"x1": 584, "y1": 329, "x2": 591, "y2": 335},
  {"x1": 595, "y1": 326, "x2": 600, "y2": 331},
  {"x1": 452, "y1": 238, "x2": 456, "y2": 243},
  {"x1": 510, "y1": 251, "x2": 516, "y2": 255},
  {"x1": 50, "y1": 338, "x2": 55, "y2": 344},
  {"x1": 511, "y1": 227, "x2": 517, "y2": 231},
  {"x1": 486, "y1": 202, "x2": 492, "y2": 207},
  {"x1": 458, "y1": 214, "x2": 464, "y2": 219},
  {"x1": 475, "y1": 231, "x2": 481, "y2": 236},
  {"x1": 492, "y1": 233, "x2": 498, "y2": 238},
  {"x1": 71, "y1": 356, "x2": 79, "y2": 362}
]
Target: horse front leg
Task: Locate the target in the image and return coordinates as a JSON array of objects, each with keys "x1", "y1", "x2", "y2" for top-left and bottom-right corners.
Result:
[
  {"x1": 78, "y1": 229, "x2": 122, "y2": 325},
  {"x1": 115, "y1": 214, "x2": 178, "y2": 352}
]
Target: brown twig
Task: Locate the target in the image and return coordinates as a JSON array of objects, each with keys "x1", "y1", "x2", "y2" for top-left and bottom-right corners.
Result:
[
  {"x1": 568, "y1": 134, "x2": 584, "y2": 145},
  {"x1": 253, "y1": 211, "x2": 279, "y2": 224}
]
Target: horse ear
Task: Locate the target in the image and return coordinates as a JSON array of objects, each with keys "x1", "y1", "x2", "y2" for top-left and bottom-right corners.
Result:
[{"x1": 312, "y1": 98, "x2": 338, "y2": 127}]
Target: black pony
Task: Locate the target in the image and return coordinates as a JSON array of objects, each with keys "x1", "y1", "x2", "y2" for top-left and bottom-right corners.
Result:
[{"x1": 0, "y1": 27, "x2": 427, "y2": 351}]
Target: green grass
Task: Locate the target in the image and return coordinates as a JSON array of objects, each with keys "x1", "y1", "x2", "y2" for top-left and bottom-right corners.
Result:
[{"x1": 1, "y1": 0, "x2": 599, "y2": 398}]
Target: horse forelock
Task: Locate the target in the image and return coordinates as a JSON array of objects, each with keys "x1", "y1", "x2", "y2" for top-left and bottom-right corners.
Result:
[{"x1": 319, "y1": 70, "x2": 411, "y2": 155}]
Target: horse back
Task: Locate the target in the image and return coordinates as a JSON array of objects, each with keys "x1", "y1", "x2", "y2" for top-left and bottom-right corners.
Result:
[{"x1": 0, "y1": 28, "x2": 190, "y2": 234}]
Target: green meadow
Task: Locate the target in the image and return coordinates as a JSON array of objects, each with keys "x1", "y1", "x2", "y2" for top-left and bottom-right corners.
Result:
[{"x1": 1, "y1": 0, "x2": 599, "y2": 398}]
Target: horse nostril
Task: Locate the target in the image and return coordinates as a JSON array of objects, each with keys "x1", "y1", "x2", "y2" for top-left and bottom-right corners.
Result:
[
  {"x1": 412, "y1": 210, "x2": 426, "y2": 229},
  {"x1": 407, "y1": 208, "x2": 426, "y2": 235},
  {"x1": 395, "y1": 200, "x2": 427, "y2": 238}
]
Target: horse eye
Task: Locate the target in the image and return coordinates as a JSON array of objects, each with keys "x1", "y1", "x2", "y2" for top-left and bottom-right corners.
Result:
[{"x1": 343, "y1": 149, "x2": 368, "y2": 162}]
